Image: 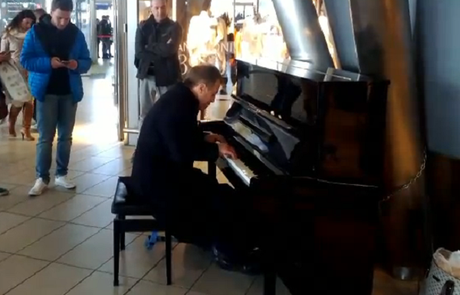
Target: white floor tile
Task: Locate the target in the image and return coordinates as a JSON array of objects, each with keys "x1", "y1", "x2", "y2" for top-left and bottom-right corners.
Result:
[
  {"x1": 18, "y1": 223, "x2": 100, "y2": 261},
  {"x1": 0, "y1": 255, "x2": 49, "y2": 294},
  {"x1": 6, "y1": 263, "x2": 91, "y2": 295},
  {"x1": 0, "y1": 217, "x2": 64, "y2": 253}
]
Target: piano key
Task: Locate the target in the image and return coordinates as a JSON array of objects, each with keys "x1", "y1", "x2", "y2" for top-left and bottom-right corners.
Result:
[{"x1": 224, "y1": 157, "x2": 255, "y2": 186}]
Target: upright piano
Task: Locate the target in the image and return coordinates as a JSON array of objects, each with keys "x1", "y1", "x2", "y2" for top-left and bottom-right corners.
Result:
[{"x1": 201, "y1": 58, "x2": 390, "y2": 295}]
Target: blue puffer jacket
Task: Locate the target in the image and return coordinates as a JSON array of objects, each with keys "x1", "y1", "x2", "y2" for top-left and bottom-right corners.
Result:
[{"x1": 20, "y1": 24, "x2": 92, "y2": 102}]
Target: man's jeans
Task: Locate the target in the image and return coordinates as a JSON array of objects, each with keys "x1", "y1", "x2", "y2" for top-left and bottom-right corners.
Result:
[{"x1": 36, "y1": 94, "x2": 77, "y2": 183}]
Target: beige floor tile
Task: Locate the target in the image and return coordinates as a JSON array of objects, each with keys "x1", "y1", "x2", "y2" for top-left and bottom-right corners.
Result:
[
  {"x1": 82, "y1": 176, "x2": 119, "y2": 197},
  {"x1": 0, "y1": 212, "x2": 30, "y2": 234},
  {"x1": 191, "y1": 264, "x2": 255, "y2": 295},
  {"x1": 0, "y1": 217, "x2": 64, "y2": 253},
  {"x1": 68, "y1": 156, "x2": 116, "y2": 172},
  {"x1": 0, "y1": 182, "x2": 18, "y2": 190},
  {"x1": 58, "y1": 229, "x2": 137, "y2": 269},
  {"x1": 187, "y1": 292, "x2": 212, "y2": 295},
  {"x1": 7, "y1": 190, "x2": 74, "y2": 216},
  {"x1": 72, "y1": 199, "x2": 114, "y2": 228},
  {"x1": 0, "y1": 185, "x2": 33, "y2": 211},
  {"x1": 98, "y1": 236, "x2": 168, "y2": 279},
  {"x1": 0, "y1": 255, "x2": 49, "y2": 294},
  {"x1": 66, "y1": 271, "x2": 137, "y2": 295},
  {"x1": 2, "y1": 169, "x2": 37, "y2": 186},
  {"x1": 54, "y1": 172, "x2": 110, "y2": 194},
  {"x1": 126, "y1": 280, "x2": 187, "y2": 295},
  {"x1": 0, "y1": 252, "x2": 11, "y2": 262},
  {"x1": 18, "y1": 223, "x2": 100, "y2": 261},
  {"x1": 6, "y1": 262, "x2": 91, "y2": 295},
  {"x1": 91, "y1": 158, "x2": 132, "y2": 176},
  {"x1": 144, "y1": 243, "x2": 211, "y2": 289},
  {"x1": 246, "y1": 276, "x2": 291, "y2": 295},
  {"x1": 38, "y1": 194, "x2": 106, "y2": 221}
]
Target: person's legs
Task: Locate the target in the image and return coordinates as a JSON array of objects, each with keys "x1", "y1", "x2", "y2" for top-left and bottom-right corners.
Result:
[
  {"x1": 138, "y1": 76, "x2": 157, "y2": 128},
  {"x1": 8, "y1": 104, "x2": 21, "y2": 137},
  {"x1": 21, "y1": 101, "x2": 34, "y2": 140},
  {"x1": 55, "y1": 94, "x2": 78, "y2": 188},
  {"x1": 30, "y1": 96, "x2": 59, "y2": 195}
]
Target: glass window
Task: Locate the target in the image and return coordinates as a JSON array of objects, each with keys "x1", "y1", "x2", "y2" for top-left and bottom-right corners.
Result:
[{"x1": 0, "y1": 0, "x2": 46, "y2": 32}]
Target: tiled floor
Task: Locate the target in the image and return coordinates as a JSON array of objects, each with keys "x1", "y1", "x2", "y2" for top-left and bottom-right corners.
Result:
[{"x1": 0, "y1": 74, "x2": 419, "y2": 294}]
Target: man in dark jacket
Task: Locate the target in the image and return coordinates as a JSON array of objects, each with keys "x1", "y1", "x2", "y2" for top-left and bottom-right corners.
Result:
[
  {"x1": 131, "y1": 65, "x2": 262, "y2": 272},
  {"x1": 134, "y1": 0, "x2": 182, "y2": 128}
]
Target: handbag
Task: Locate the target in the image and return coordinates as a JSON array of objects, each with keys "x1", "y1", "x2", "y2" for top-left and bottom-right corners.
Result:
[{"x1": 421, "y1": 248, "x2": 460, "y2": 295}]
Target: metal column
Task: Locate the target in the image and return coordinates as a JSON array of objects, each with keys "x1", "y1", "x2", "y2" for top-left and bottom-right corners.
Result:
[
  {"x1": 89, "y1": 0, "x2": 97, "y2": 63},
  {"x1": 348, "y1": 0, "x2": 426, "y2": 279}
]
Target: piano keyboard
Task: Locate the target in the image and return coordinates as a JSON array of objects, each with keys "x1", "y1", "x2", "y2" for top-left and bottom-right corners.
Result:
[{"x1": 224, "y1": 157, "x2": 255, "y2": 186}]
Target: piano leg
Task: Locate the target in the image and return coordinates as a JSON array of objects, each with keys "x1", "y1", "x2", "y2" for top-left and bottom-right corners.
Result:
[
  {"x1": 263, "y1": 270, "x2": 277, "y2": 295},
  {"x1": 208, "y1": 161, "x2": 217, "y2": 179}
]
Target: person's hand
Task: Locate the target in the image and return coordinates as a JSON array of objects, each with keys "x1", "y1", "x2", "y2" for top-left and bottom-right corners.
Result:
[
  {"x1": 0, "y1": 51, "x2": 11, "y2": 62},
  {"x1": 218, "y1": 142, "x2": 238, "y2": 159},
  {"x1": 205, "y1": 133, "x2": 227, "y2": 144},
  {"x1": 66, "y1": 59, "x2": 78, "y2": 70},
  {"x1": 51, "y1": 57, "x2": 64, "y2": 69}
]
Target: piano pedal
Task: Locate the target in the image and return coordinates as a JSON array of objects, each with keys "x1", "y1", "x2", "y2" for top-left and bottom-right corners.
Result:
[{"x1": 144, "y1": 231, "x2": 159, "y2": 250}]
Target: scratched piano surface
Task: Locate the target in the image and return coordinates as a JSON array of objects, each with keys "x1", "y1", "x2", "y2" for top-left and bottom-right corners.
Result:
[{"x1": 196, "y1": 90, "x2": 418, "y2": 295}]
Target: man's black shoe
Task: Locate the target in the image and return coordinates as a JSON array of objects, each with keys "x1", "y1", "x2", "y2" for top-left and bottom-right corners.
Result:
[{"x1": 212, "y1": 246, "x2": 261, "y2": 275}]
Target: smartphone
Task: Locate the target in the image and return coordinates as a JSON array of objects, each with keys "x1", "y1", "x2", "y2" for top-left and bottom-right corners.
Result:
[{"x1": 61, "y1": 60, "x2": 70, "y2": 65}]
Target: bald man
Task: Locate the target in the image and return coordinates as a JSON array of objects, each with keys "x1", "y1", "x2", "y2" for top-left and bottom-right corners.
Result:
[{"x1": 135, "y1": 0, "x2": 182, "y2": 128}]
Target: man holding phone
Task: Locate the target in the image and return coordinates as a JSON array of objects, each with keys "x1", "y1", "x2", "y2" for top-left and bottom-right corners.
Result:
[{"x1": 21, "y1": 0, "x2": 91, "y2": 196}]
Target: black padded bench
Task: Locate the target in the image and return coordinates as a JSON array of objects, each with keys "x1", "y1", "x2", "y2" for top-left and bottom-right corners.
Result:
[
  {"x1": 111, "y1": 162, "x2": 216, "y2": 286},
  {"x1": 111, "y1": 176, "x2": 172, "y2": 286}
]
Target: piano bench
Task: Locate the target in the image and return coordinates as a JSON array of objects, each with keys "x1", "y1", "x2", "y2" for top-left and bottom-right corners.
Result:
[{"x1": 111, "y1": 177, "x2": 172, "y2": 287}]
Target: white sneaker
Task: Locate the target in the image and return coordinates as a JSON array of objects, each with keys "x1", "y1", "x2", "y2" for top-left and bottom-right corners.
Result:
[
  {"x1": 29, "y1": 178, "x2": 48, "y2": 196},
  {"x1": 55, "y1": 175, "x2": 76, "y2": 189}
]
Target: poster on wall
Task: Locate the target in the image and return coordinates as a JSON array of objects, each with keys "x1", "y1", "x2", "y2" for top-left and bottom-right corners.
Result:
[{"x1": 176, "y1": 0, "x2": 234, "y2": 77}]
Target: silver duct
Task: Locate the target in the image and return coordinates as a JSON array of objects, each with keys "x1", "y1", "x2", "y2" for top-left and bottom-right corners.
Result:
[
  {"x1": 271, "y1": 0, "x2": 333, "y2": 71},
  {"x1": 348, "y1": 0, "x2": 425, "y2": 278},
  {"x1": 322, "y1": 0, "x2": 359, "y2": 72}
]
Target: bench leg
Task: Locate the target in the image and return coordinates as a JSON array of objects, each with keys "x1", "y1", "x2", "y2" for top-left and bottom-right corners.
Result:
[
  {"x1": 208, "y1": 161, "x2": 216, "y2": 179},
  {"x1": 119, "y1": 215, "x2": 126, "y2": 250},
  {"x1": 113, "y1": 219, "x2": 120, "y2": 286},
  {"x1": 165, "y1": 229, "x2": 172, "y2": 285}
]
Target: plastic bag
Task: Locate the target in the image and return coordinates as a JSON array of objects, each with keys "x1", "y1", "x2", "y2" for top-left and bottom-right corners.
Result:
[
  {"x1": 421, "y1": 248, "x2": 460, "y2": 295},
  {"x1": 0, "y1": 60, "x2": 31, "y2": 105}
]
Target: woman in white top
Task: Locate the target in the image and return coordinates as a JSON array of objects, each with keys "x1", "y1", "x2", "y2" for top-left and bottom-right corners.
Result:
[{"x1": 1, "y1": 10, "x2": 36, "y2": 140}]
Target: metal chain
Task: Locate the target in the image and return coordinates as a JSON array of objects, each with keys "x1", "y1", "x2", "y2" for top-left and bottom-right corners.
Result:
[{"x1": 380, "y1": 149, "x2": 427, "y2": 203}]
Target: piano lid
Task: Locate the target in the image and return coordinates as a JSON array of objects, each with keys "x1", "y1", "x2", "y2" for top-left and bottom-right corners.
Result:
[{"x1": 230, "y1": 59, "x2": 388, "y2": 185}]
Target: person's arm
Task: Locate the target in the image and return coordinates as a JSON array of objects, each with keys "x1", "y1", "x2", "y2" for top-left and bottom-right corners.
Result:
[
  {"x1": 134, "y1": 24, "x2": 148, "y2": 62},
  {"x1": 20, "y1": 29, "x2": 52, "y2": 73},
  {"x1": 73, "y1": 31, "x2": 92, "y2": 74},
  {"x1": 162, "y1": 109, "x2": 219, "y2": 165},
  {"x1": 145, "y1": 23, "x2": 182, "y2": 58}
]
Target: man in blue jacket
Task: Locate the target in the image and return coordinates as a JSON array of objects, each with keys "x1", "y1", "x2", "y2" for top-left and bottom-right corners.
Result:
[{"x1": 21, "y1": 0, "x2": 92, "y2": 196}]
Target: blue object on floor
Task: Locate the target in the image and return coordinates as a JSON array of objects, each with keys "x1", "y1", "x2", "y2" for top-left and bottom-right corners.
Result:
[{"x1": 145, "y1": 231, "x2": 159, "y2": 250}]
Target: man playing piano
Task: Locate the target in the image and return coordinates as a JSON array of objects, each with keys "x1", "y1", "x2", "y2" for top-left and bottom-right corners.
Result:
[{"x1": 131, "y1": 64, "x2": 261, "y2": 272}]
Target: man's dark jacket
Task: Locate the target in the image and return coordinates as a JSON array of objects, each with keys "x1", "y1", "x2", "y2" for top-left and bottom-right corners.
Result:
[
  {"x1": 131, "y1": 83, "x2": 219, "y2": 206},
  {"x1": 134, "y1": 16, "x2": 182, "y2": 86}
]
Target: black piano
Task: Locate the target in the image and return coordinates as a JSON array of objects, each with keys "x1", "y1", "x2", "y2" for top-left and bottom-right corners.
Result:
[{"x1": 200, "y1": 59, "x2": 390, "y2": 295}]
